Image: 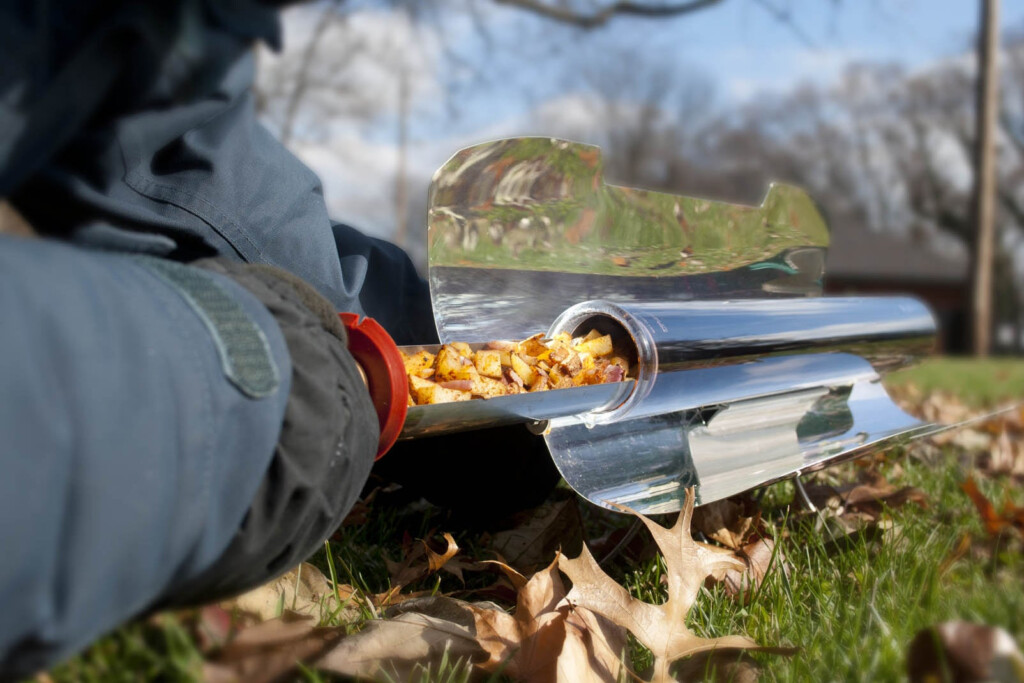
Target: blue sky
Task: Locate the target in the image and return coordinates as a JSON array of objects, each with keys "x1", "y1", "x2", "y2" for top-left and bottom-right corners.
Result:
[
  {"x1": 655, "y1": 0, "x2": 1024, "y2": 98},
  {"x1": 273, "y1": 0, "x2": 1024, "y2": 240},
  {"x1": 426, "y1": 0, "x2": 1024, "y2": 136}
]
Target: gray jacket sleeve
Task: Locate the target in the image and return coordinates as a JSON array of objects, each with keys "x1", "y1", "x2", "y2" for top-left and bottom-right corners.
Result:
[
  {"x1": 0, "y1": 235, "x2": 377, "y2": 679},
  {"x1": 4, "y1": 0, "x2": 433, "y2": 345}
]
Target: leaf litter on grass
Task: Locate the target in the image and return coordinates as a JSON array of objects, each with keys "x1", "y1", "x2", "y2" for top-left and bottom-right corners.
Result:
[
  {"x1": 202, "y1": 488, "x2": 794, "y2": 682},
  {"x1": 203, "y1": 449, "x2": 949, "y2": 682},
  {"x1": 687, "y1": 494, "x2": 788, "y2": 603},
  {"x1": 906, "y1": 621, "x2": 1024, "y2": 683},
  {"x1": 559, "y1": 495, "x2": 795, "y2": 682},
  {"x1": 45, "y1": 378, "x2": 1024, "y2": 682}
]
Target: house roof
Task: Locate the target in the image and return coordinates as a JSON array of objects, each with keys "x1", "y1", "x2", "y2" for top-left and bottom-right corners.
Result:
[{"x1": 825, "y1": 223, "x2": 968, "y2": 284}]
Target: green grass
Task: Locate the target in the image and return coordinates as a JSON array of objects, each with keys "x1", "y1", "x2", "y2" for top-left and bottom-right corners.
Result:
[
  {"x1": 38, "y1": 362, "x2": 1024, "y2": 682},
  {"x1": 46, "y1": 615, "x2": 205, "y2": 682},
  {"x1": 722, "y1": 459, "x2": 1020, "y2": 680},
  {"x1": 885, "y1": 356, "x2": 1024, "y2": 408},
  {"x1": 47, "y1": 446, "x2": 1021, "y2": 683},
  {"x1": 613, "y1": 448, "x2": 1024, "y2": 681}
]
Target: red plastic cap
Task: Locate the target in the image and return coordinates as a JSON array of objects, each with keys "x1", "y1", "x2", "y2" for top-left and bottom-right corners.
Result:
[{"x1": 339, "y1": 313, "x2": 407, "y2": 459}]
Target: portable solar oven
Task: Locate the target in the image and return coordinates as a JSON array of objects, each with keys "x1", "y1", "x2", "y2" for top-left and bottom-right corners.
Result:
[{"x1": 345, "y1": 137, "x2": 941, "y2": 514}]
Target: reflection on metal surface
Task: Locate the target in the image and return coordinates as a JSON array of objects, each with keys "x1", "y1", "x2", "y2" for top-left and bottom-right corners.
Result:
[
  {"x1": 398, "y1": 295, "x2": 933, "y2": 442},
  {"x1": 428, "y1": 137, "x2": 829, "y2": 343},
  {"x1": 543, "y1": 371, "x2": 933, "y2": 514},
  {"x1": 398, "y1": 295, "x2": 939, "y2": 512},
  {"x1": 399, "y1": 380, "x2": 633, "y2": 440},
  {"x1": 413, "y1": 137, "x2": 951, "y2": 512},
  {"x1": 551, "y1": 296, "x2": 935, "y2": 380},
  {"x1": 537, "y1": 297, "x2": 936, "y2": 512}
]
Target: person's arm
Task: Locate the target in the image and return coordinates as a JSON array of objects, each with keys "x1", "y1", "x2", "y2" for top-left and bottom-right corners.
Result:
[
  {"x1": 5, "y1": 0, "x2": 435, "y2": 349},
  {"x1": 0, "y1": 235, "x2": 377, "y2": 678}
]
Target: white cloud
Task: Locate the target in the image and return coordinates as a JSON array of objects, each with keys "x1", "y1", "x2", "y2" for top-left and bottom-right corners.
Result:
[
  {"x1": 288, "y1": 91, "x2": 616, "y2": 240},
  {"x1": 718, "y1": 46, "x2": 870, "y2": 102}
]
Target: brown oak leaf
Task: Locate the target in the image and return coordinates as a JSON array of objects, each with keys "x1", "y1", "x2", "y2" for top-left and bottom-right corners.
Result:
[
  {"x1": 961, "y1": 476, "x2": 1024, "y2": 538},
  {"x1": 707, "y1": 537, "x2": 786, "y2": 603},
  {"x1": 559, "y1": 488, "x2": 793, "y2": 682},
  {"x1": 384, "y1": 531, "x2": 460, "y2": 590},
  {"x1": 691, "y1": 496, "x2": 760, "y2": 550}
]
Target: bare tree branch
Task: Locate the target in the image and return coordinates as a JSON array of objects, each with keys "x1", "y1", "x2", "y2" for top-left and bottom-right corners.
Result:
[
  {"x1": 749, "y1": 0, "x2": 818, "y2": 49},
  {"x1": 1000, "y1": 107, "x2": 1024, "y2": 156},
  {"x1": 998, "y1": 185, "x2": 1024, "y2": 227},
  {"x1": 490, "y1": 0, "x2": 722, "y2": 28},
  {"x1": 280, "y1": 1, "x2": 343, "y2": 146}
]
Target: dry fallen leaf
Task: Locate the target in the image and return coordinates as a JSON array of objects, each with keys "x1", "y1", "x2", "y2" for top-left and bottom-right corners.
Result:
[
  {"x1": 203, "y1": 612, "x2": 343, "y2": 683},
  {"x1": 385, "y1": 531, "x2": 460, "y2": 590},
  {"x1": 801, "y1": 471, "x2": 927, "y2": 521},
  {"x1": 559, "y1": 489, "x2": 794, "y2": 682},
  {"x1": 316, "y1": 600, "x2": 491, "y2": 681},
  {"x1": 207, "y1": 559, "x2": 628, "y2": 682},
  {"x1": 711, "y1": 537, "x2": 785, "y2": 603},
  {"x1": 961, "y1": 476, "x2": 1024, "y2": 539},
  {"x1": 491, "y1": 492, "x2": 584, "y2": 572},
  {"x1": 559, "y1": 601, "x2": 631, "y2": 683},
  {"x1": 981, "y1": 421, "x2": 1024, "y2": 479},
  {"x1": 907, "y1": 621, "x2": 1024, "y2": 683},
  {"x1": 672, "y1": 649, "x2": 763, "y2": 683},
  {"x1": 208, "y1": 603, "x2": 493, "y2": 683},
  {"x1": 917, "y1": 390, "x2": 976, "y2": 427},
  {"x1": 324, "y1": 560, "x2": 627, "y2": 682},
  {"x1": 221, "y1": 563, "x2": 357, "y2": 623},
  {"x1": 798, "y1": 470, "x2": 926, "y2": 556},
  {"x1": 470, "y1": 558, "x2": 628, "y2": 681},
  {"x1": 205, "y1": 490, "x2": 796, "y2": 682},
  {"x1": 691, "y1": 495, "x2": 760, "y2": 550}
]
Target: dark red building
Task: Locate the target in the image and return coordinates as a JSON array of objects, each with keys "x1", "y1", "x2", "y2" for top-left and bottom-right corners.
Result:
[{"x1": 825, "y1": 224, "x2": 969, "y2": 353}]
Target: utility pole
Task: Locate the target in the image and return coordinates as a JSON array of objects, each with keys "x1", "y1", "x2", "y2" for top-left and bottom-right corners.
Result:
[
  {"x1": 970, "y1": 0, "x2": 1000, "y2": 356},
  {"x1": 394, "y1": 66, "x2": 411, "y2": 248}
]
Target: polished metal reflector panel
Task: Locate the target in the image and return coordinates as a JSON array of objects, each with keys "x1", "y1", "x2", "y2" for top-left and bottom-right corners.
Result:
[
  {"x1": 427, "y1": 137, "x2": 829, "y2": 344},
  {"x1": 541, "y1": 298, "x2": 936, "y2": 513},
  {"x1": 416, "y1": 136, "x2": 950, "y2": 512}
]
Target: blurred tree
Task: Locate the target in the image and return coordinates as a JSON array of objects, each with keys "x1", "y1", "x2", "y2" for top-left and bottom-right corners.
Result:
[
  {"x1": 534, "y1": 42, "x2": 1024, "y2": 351},
  {"x1": 489, "y1": 0, "x2": 722, "y2": 28},
  {"x1": 255, "y1": 0, "x2": 808, "y2": 250},
  {"x1": 253, "y1": 1, "x2": 1022, "y2": 349}
]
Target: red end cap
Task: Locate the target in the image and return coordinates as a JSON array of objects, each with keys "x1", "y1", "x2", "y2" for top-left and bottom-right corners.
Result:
[{"x1": 339, "y1": 313, "x2": 407, "y2": 459}]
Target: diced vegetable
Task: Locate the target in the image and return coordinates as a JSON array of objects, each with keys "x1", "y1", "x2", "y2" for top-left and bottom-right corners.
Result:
[{"x1": 404, "y1": 329, "x2": 629, "y2": 406}]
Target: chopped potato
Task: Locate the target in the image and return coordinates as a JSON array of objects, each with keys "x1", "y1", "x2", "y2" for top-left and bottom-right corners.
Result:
[
  {"x1": 473, "y1": 349, "x2": 503, "y2": 379},
  {"x1": 403, "y1": 328, "x2": 629, "y2": 406},
  {"x1": 409, "y1": 374, "x2": 471, "y2": 404},
  {"x1": 435, "y1": 345, "x2": 476, "y2": 382},
  {"x1": 547, "y1": 364, "x2": 574, "y2": 390},
  {"x1": 529, "y1": 372, "x2": 550, "y2": 391},
  {"x1": 560, "y1": 351, "x2": 583, "y2": 376},
  {"x1": 510, "y1": 353, "x2": 537, "y2": 386},
  {"x1": 518, "y1": 334, "x2": 548, "y2": 358},
  {"x1": 574, "y1": 334, "x2": 613, "y2": 357},
  {"x1": 451, "y1": 342, "x2": 473, "y2": 358},
  {"x1": 472, "y1": 375, "x2": 507, "y2": 398},
  {"x1": 403, "y1": 350, "x2": 436, "y2": 378}
]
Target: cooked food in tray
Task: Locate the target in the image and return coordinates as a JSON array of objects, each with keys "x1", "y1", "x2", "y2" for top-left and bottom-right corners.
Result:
[{"x1": 402, "y1": 330, "x2": 630, "y2": 406}]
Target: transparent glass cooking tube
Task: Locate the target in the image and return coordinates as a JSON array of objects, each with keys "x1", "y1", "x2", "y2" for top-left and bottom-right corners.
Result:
[
  {"x1": 543, "y1": 297, "x2": 937, "y2": 512},
  {"x1": 546, "y1": 297, "x2": 936, "y2": 427}
]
